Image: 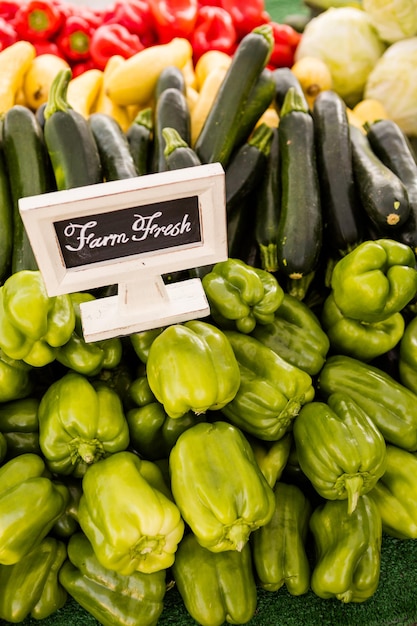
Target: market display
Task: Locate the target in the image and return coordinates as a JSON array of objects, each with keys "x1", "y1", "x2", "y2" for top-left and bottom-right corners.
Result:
[{"x1": 0, "y1": 0, "x2": 417, "y2": 625}]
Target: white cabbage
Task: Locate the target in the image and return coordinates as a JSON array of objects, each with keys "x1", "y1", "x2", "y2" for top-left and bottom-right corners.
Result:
[
  {"x1": 363, "y1": 0, "x2": 417, "y2": 44},
  {"x1": 365, "y1": 37, "x2": 417, "y2": 137},
  {"x1": 294, "y1": 7, "x2": 386, "y2": 107}
]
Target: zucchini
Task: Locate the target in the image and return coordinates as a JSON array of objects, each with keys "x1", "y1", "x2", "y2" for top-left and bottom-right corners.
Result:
[
  {"x1": 2, "y1": 105, "x2": 55, "y2": 273},
  {"x1": 0, "y1": 121, "x2": 13, "y2": 281},
  {"x1": 89, "y1": 112, "x2": 139, "y2": 181},
  {"x1": 254, "y1": 126, "x2": 280, "y2": 272},
  {"x1": 43, "y1": 68, "x2": 103, "y2": 190},
  {"x1": 233, "y1": 68, "x2": 276, "y2": 150},
  {"x1": 271, "y1": 66, "x2": 308, "y2": 113},
  {"x1": 312, "y1": 90, "x2": 364, "y2": 257},
  {"x1": 194, "y1": 23, "x2": 274, "y2": 167},
  {"x1": 349, "y1": 123, "x2": 410, "y2": 231},
  {"x1": 276, "y1": 88, "x2": 322, "y2": 283},
  {"x1": 126, "y1": 107, "x2": 153, "y2": 176},
  {"x1": 152, "y1": 85, "x2": 191, "y2": 173},
  {"x1": 155, "y1": 65, "x2": 186, "y2": 99},
  {"x1": 226, "y1": 123, "x2": 274, "y2": 258},
  {"x1": 162, "y1": 127, "x2": 201, "y2": 170},
  {"x1": 366, "y1": 118, "x2": 417, "y2": 254}
]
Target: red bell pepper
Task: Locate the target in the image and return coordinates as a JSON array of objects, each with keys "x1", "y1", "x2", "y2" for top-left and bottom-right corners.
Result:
[
  {"x1": 148, "y1": 0, "x2": 198, "y2": 44},
  {"x1": 33, "y1": 39, "x2": 65, "y2": 58},
  {"x1": 0, "y1": 0, "x2": 19, "y2": 22},
  {"x1": 268, "y1": 22, "x2": 302, "y2": 68},
  {"x1": 14, "y1": 0, "x2": 65, "y2": 42},
  {"x1": 102, "y1": 0, "x2": 157, "y2": 48},
  {"x1": 220, "y1": 0, "x2": 269, "y2": 39},
  {"x1": 90, "y1": 23, "x2": 144, "y2": 71},
  {"x1": 191, "y1": 6, "x2": 236, "y2": 62},
  {"x1": 70, "y1": 58, "x2": 100, "y2": 78},
  {"x1": 0, "y1": 15, "x2": 17, "y2": 51},
  {"x1": 55, "y1": 14, "x2": 95, "y2": 63}
]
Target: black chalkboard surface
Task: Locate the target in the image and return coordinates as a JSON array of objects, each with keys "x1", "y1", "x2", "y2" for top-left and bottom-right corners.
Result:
[{"x1": 54, "y1": 195, "x2": 201, "y2": 268}]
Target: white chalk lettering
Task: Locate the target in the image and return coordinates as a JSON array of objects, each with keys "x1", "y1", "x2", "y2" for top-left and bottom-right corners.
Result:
[
  {"x1": 63, "y1": 221, "x2": 130, "y2": 252},
  {"x1": 132, "y1": 211, "x2": 192, "y2": 241}
]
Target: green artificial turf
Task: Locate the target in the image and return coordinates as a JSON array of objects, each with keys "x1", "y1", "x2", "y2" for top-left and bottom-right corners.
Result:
[{"x1": 7, "y1": 534, "x2": 417, "y2": 626}]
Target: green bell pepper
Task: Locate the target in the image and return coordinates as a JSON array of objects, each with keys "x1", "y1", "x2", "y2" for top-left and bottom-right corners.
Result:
[
  {"x1": 169, "y1": 421, "x2": 276, "y2": 553},
  {"x1": 252, "y1": 292, "x2": 330, "y2": 375},
  {"x1": 127, "y1": 374, "x2": 205, "y2": 461},
  {"x1": 250, "y1": 432, "x2": 293, "y2": 489},
  {"x1": 309, "y1": 494, "x2": 382, "y2": 603},
  {"x1": 78, "y1": 451, "x2": 184, "y2": 575},
  {"x1": 293, "y1": 393, "x2": 387, "y2": 514},
  {"x1": 0, "y1": 397, "x2": 40, "y2": 459},
  {"x1": 172, "y1": 532, "x2": 257, "y2": 626},
  {"x1": 0, "y1": 453, "x2": 69, "y2": 565},
  {"x1": 330, "y1": 238, "x2": 417, "y2": 323},
  {"x1": 0, "y1": 432, "x2": 6, "y2": 463},
  {"x1": 0, "y1": 536, "x2": 67, "y2": 622},
  {"x1": 130, "y1": 328, "x2": 164, "y2": 363},
  {"x1": 51, "y1": 477, "x2": 82, "y2": 539},
  {"x1": 321, "y1": 292, "x2": 405, "y2": 362},
  {"x1": 146, "y1": 320, "x2": 240, "y2": 419},
  {"x1": 0, "y1": 270, "x2": 75, "y2": 367},
  {"x1": 318, "y1": 354, "x2": 417, "y2": 451},
  {"x1": 56, "y1": 292, "x2": 122, "y2": 376},
  {"x1": 399, "y1": 315, "x2": 417, "y2": 394},
  {"x1": 38, "y1": 372, "x2": 130, "y2": 477},
  {"x1": 59, "y1": 532, "x2": 166, "y2": 626},
  {"x1": 251, "y1": 482, "x2": 312, "y2": 595},
  {"x1": 0, "y1": 350, "x2": 34, "y2": 403},
  {"x1": 202, "y1": 258, "x2": 284, "y2": 333},
  {"x1": 221, "y1": 331, "x2": 315, "y2": 441},
  {"x1": 368, "y1": 444, "x2": 417, "y2": 539}
]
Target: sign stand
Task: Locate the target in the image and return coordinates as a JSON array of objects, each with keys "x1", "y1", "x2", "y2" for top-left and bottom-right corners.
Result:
[{"x1": 19, "y1": 164, "x2": 226, "y2": 342}]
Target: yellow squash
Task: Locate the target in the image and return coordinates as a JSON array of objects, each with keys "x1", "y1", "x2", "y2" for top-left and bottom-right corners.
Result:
[{"x1": 0, "y1": 41, "x2": 36, "y2": 114}]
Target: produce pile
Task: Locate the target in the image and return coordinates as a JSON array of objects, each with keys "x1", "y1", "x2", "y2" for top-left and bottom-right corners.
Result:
[{"x1": 1, "y1": 2, "x2": 417, "y2": 626}]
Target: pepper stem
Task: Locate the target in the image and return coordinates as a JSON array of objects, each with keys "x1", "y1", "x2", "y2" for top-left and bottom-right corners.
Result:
[
  {"x1": 344, "y1": 474, "x2": 364, "y2": 515},
  {"x1": 225, "y1": 520, "x2": 251, "y2": 552}
]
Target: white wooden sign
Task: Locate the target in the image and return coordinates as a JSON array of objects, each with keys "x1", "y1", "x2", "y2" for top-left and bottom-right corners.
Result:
[{"x1": 19, "y1": 163, "x2": 227, "y2": 342}]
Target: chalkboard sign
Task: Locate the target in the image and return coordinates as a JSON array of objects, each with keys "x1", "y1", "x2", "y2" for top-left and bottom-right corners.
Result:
[
  {"x1": 55, "y1": 195, "x2": 201, "y2": 268},
  {"x1": 19, "y1": 164, "x2": 227, "y2": 341}
]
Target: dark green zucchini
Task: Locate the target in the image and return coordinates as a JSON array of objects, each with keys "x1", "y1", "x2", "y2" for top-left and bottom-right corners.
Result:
[
  {"x1": 89, "y1": 112, "x2": 138, "y2": 181},
  {"x1": 350, "y1": 123, "x2": 410, "y2": 231},
  {"x1": 194, "y1": 23, "x2": 274, "y2": 167},
  {"x1": 126, "y1": 107, "x2": 153, "y2": 176},
  {"x1": 254, "y1": 126, "x2": 280, "y2": 272},
  {"x1": 226, "y1": 123, "x2": 274, "y2": 258},
  {"x1": 271, "y1": 66, "x2": 308, "y2": 113},
  {"x1": 3, "y1": 105, "x2": 55, "y2": 273},
  {"x1": 155, "y1": 65, "x2": 186, "y2": 99},
  {"x1": 152, "y1": 85, "x2": 191, "y2": 173},
  {"x1": 233, "y1": 68, "x2": 276, "y2": 150},
  {"x1": 43, "y1": 68, "x2": 103, "y2": 190},
  {"x1": 312, "y1": 90, "x2": 363, "y2": 257},
  {"x1": 162, "y1": 127, "x2": 201, "y2": 170},
  {"x1": 366, "y1": 118, "x2": 417, "y2": 254},
  {"x1": 276, "y1": 87, "x2": 322, "y2": 281},
  {"x1": 0, "y1": 120, "x2": 14, "y2": 281}
]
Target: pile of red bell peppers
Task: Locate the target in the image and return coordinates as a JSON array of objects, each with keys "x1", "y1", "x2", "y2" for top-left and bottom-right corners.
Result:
[{"x1": 0, "y1": 0, "x2": 301, "y2": 75}]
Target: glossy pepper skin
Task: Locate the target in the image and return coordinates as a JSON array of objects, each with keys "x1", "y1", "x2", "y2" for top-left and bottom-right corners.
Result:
[
  {"x1": 0, "y1": 270, "x2": 75, "y2": 367},
  {"x1": 0, "y1": 351, "x2": 33, "y2": 404},
  {"x1": 251, "y1": 482, "x2": 312, "y2": 595},
  {"x1": 399, "y1": 315, "x2": 417, "y2": 394},
  {"x1": 252, "y1": 292, "x2": 330, "y2": 375},
  {"x1": 14, "y1": 0, "x2": 64, "y2": 41},
  {"x1": 0, "y1": 397, "x2": 40, "y2": 459},
  {"x1": 59, "y1": 532, "x2": 166, "y2": 626},
  {"x1": 0, "y1": 453, "x2": 68, "y2": 565},
  {"x1": 309, "y1": 495, "x2": 382, "y2": 603},
  {"x1": 369, "y1": 444, "x2": 417, "y2": 539},
  {"x1": 202, "y1": 258, "x2": 284, "y2": 333},
  {"x1": 146, "y1": 320, "x2": 240, "y2": 419},
  {"x1": 250, "y1": 432, "x2": 292, "y2": 489},
  {"x1": 330, "y1": 238, "x2": 417, "y2": 323},
  {"x1": 221, "y1": 331, "x2": 315, "y2": 441},
  {"x1": 321, "y1": 292, "x2": 405, "y2": 362},
  {"x1": 127, "y1": 374, "x2": 205, "y2": 461},
  {"x1": 56, "y1": 292, "x2": 122, "y2": 376},
  {"x1": 0, "y1": 536, "x2": 67, "y2": 622},
  {"x1": 38, "y1": 372, "x2": 130, "y2": 477},
  {"x1": 169, "y1": 421, "x2": 275, "y2": 553},
  {"x1": 172, "y1": 532, "x2": 257, "y2": 626},
  {"x1": 293, "y1": 393, "x2": 387, "y2": 514},
  {"x1": 78, "y1": 451, "x2": 184, "y2": 575},
  {"x1": 318, "y1": 354, "x2": 417, "y2": 451}
]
